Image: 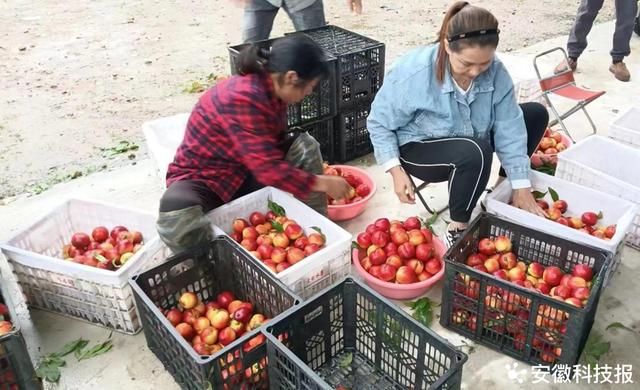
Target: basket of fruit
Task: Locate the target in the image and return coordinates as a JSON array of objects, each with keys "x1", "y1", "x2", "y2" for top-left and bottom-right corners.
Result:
[
  {"x1": 265, "y1": 277, "x2": 468, "y2": 390},
  {"x1": 486, "y1": 171, "x2": 637, "y2": 284},
  {"x1": 0, "y1": 198, "x2": 162, "y2": 334},
  {"x1": 322, "y1": 164, "x2": 376, "y2": 221},
  {"x1": 208, "y1": 187, "x2": 352, "y2": 300},
  {"x1": 129, "y1": 236, "x2": 300, "y2": 390},
  {"x1": 530, "y1": 128, "x2": 572, "y2": 175},
  {"x1": 352, "y1": 217, "x2": 446, "y2": 300},
  {"x1": 556, "y1": 135, "x2": 640, "y2": 249},
  {"x1": 441, "y1": 212, "x2": 611, "y2": 366},
  {"x1": 1, "y1": 285, "x2": 40, "y2": 390}
]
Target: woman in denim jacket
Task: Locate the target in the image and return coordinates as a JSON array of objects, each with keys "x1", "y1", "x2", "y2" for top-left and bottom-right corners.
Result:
[{"x1": 367, "y1": 1, "x2": 549, "y2": 246}]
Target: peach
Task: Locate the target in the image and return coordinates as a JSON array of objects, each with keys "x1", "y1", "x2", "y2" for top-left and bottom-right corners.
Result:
[
  {"x1": 407, "y1": 229, "x2": 425, "y2": 246},
  {"x1": 527, "y1": 262, "x2": 544, "y2": 278},
  {"x1": 242, "y1": 227, "x2": 258, "y2": 240},
  {"x1": 571, "y1": 264, "x2": 593, "y2": 282},
  {"x1": 417, "y1": 270, "x2": 433, "y2": 282},
  {"x1": 176, "y1": 323, "x2": 195, "y2": 340},
  {"x1": 526, "y1": 274, "x2": 539, "y2": 286},
  {"x1": 273, "y1": 233, "x2": 290, "y2": 249},
  {"x1": 553, "y1": 285, "x2": 572, "y2": 299},
  {"x1": 395, "y1": 266, "x2": 417, "y2": 284},
  {"x1": 257, "y1": 244, "x2": 273, "y2": 260},
  {"x1": 494, "y1": 235, "x2": 512, "y2": 253},
  {"x1": 535, "y1": 282, "x2": 551, "y2": 295},
  {"x1": 201, "y1": 326, "x2": 219, "y2": 345},
  {"x1": 308, "y1": 233, "x2": 325, "y2": 246},
  {"x1": 233, "y1": 219, "x2": 250, "y2": 233},
  {"x1": 507, "y1": 267, "x2": 526, "y2": 282},
  {"x1": 424, "y1": 258, "x2": 442, "y2": 275},
  {"x1": 360, "y1": 257, "x2": 373, "y2": 271},
  {"x1": 406, "y1": 259, "x2": 424, "y2": 274},
  {"x1": 179, "y1": 292, "x2": 198, "y2": 310},
  {"x1": 286, "y1": 247, "x2": 306, "y2": 265},
  {"x1": 553, "y1": 200, "x2": 568, "y2": 214},
  {"x1": 484, "y1": 255, "x2": 500, "y2": 273},
  {"x1": 542, "y1": 266, "x2": 563, "y2": 286},
  {"x1": 369, "y1": 248, "x2": 387, "y2": 266},
  {"x1": 568, "y1": 276, "x2": 587, "y2": 290},
  {"x1": 218, "y1": 327, "x2": 237, "y2": 346},
  {"x1": 565, "y1": 297, "x2": 583, "y2": 308},
  {"x1": 210, "y1": 309, "x2": 230, "y2": 330},
  {"x1": 492, "y1": 269, "x2": 508, "y2": 280},
  {"x1": 477, "y1": 238, "x2": 496, "y2": 256},
  {"x1": 466, "y1": 253, "x2": 487, "y2": 267},
  {"x1": 294, "y1": 236, "x2": 309, "y2": 250},
  {"x1": 378, "y1": 264, "x2": 397, "y2": 282},
  {"x1": 397, "y1": 242, "x2": 415, "y2": 260},
  {"x1": 572, "y1": 287, "x2": 590, "y2": 300},
  {"x1": 547, "y1": 208, "x2": 562, "y2": 221},
  {"x1": 270, "y1": 247, "x2": 287, "y2": 263},
  {"x1": 276, "y1": 262, "x2": 291, "y2": 273},
  {"x1": 498, "y1": 252, "x2": 517, "y2": 270},
  {"x1": 284, "y1": 224, "x2": 304, "y2": 241},
  {"x1": 304, "y1": 243, "x2": 321, "y2": 256},
  {"x1": 367, "y1": 245, "x2": 380, "y2": 257},
  {"x1": 385, "y1": 254, "x2": 403, "y2": 269}
]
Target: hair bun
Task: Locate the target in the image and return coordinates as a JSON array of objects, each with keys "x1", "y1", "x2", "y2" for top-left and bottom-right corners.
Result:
[{"x1": 258, "y1": 48, "x2": 271, "y2": 59}]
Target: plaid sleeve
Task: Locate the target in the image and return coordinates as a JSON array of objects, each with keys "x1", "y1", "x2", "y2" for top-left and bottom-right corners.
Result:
[{"x1": 222, "y1": 92, "x2": 317, "y2": 199}]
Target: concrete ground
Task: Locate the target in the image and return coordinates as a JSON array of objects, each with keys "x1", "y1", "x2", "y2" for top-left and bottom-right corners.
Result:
[{"x1": 1, "y1": 20, "x2": 640, "y2": 390}]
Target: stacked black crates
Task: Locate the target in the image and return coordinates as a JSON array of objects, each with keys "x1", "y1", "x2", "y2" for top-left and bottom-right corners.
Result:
[{"x1": 228, "y1": 25, "x2": 385, "y2": 163}]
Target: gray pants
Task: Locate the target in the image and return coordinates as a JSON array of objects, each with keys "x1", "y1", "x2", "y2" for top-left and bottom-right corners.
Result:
[
  {"x1": 567, "y1": 0, "x2": 638, "y2": 61},
  {"x1": 243, "y1": 0, "x2": 326, "y2": 43}
]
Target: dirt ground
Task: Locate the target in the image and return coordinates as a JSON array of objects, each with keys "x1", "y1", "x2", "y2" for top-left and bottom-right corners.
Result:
[{"x1": 0, "y1": 0, "x2": 615, "y2": 201}]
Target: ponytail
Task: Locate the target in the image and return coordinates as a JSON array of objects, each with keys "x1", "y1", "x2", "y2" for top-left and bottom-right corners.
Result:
[
  {"x1": 235, "y1": 34, "x2": 329, "y2": 84},
  {"x1": 435, "y1": 1, "x2": 499, "y2": 84},
  {"x1": 236, "y1": 45, "x2": 270, "y2": 75}
]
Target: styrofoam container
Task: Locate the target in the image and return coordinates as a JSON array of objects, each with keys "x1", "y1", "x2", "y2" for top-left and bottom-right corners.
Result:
[
  {"x1": 556, "y1": 136, "x2": 640, "y2": 249},
  {"x1": 0, "y1": 198, "x2": 163, "y2": 334},
  {"x1": 141, "y1": 113, "x2": 189, "y2": 185},
  {"x1": 207, "y1": 187, "x2": 352, "y2": 299},
  {"x1": 609, "y1": 106, "x2": 640, "y2": 148},
  {"x1": 486, "y1": 171, "x2": 637, "y2": 283}
]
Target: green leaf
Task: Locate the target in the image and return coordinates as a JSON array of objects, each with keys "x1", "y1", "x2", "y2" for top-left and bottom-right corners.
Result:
[
  {"x1": 36, "y1": 362, "x2": 62, "y2": 383},
  {"x1": 271, "y1": 220, "x2": 284, "y2": 233},
  {"x1": 407, "y1": 297, "x2": 439, "y2": 327},
  {"x1": 532, "y1": 190, "x2": 547, "y2": 199},
  {"x1": 338, "y1": 352, "x2": 353, "y2": 368},
  {"x1": 426, "y1": 213, "x2": 439, "y2": 226},
  {"x1": 52, "y1": 338, "x2": 89, "y2": 358},
  {"x1": 606, "y1": 322, "x2": 634, "y2": 333},
  {"x1": 267, "y1": 200, "x2": 286, "y2": 217},
  {"x1": 311, "y1": 226, "x2": 326, "y2": 242},
  {"x1": 100, "y1": 140, "x2": 138, "y2": 158},
  {"x1": 351, "y1": 241, "x2": 359, "y2": 249},
  {"x1": 94, "y1": 254, "x2": 109, "y2": 264},
  {"x1": 597, "y1": 211, "x2": 603, "y2": 220},
  {"x1": 548, "y1": 187, "x2": 559, "y2": 202},
  {"x1": 581, "y1": 331, "x2": 611, "y2": 367},
  {"x1": 76, "y1": 333, "x2": 113, "y2": 361}
]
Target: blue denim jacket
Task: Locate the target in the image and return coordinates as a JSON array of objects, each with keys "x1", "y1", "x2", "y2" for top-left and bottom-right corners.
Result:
[{"x1": 367, "y1": 44, "x2": 530, "y2": 184}]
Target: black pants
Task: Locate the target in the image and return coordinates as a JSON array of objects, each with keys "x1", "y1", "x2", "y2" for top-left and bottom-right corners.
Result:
[
  {"x1": 400, "y1": 102, "x2": 549, "y2": 223},
  {"x1": 159, "y1": 176, "x2": 263, "y2": 213}
]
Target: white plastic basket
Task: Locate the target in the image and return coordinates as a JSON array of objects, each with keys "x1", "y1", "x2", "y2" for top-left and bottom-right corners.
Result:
[
  {"x1": 141, "y1": 113, "x2": 189, "y2": 186},
  {"x1": 207, "y1": 187, "x2": 352, "y2": 299},
  {"x1": 556, "y1": 136, "x2": 640, "y2": 249},
  {"x1": 486, "y1": 171, "x2": 637, "y2": 283},
  {"x1": 0, "y1": 198, "x2": 164, "y2": 334},
  {"x1": 609, "y1": 106, "x2": 640, "y2": 148}
]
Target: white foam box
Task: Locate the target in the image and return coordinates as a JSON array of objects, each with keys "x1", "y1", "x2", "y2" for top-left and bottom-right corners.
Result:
[
  {"x1": 609, "y1": 106, "x2": 640, "y2": 149},
  {"x1": 208, "y1": 187, "x2": 352, "y2": 299},
  {"x1": 556, "y1": 135, "x2": 640, "y2": 249},
  {"x1": 486, "y1": 171, "x2": 637, "y2": 284}
]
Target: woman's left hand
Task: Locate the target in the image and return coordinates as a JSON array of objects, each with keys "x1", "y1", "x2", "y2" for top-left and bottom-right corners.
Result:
[{"x1": 512, "y1": 188, "x2": 548, "y2": 218}]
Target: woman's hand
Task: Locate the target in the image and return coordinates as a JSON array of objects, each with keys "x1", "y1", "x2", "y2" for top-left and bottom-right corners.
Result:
[
  {"x1": 313, "y1": 175, "x2": 352, "y2": 201},
  {"x1": 389, "y1": 166, "x2": 415, "y2": 204},
  {"x1": 512, "y1": 188, "x2": 548, "y2": 218}
]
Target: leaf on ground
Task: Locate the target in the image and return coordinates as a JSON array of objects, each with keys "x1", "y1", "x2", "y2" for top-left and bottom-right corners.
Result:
[
  {"x1": 338, "y1": 352, "x2": 353, "y2": 368},
  {"x1": 581, "y1": 331, "x2": 611, "y2": 367},
  {"x1": 606, "y1": 322, "x2": 634, "y2": 333},
  {"x1": 406, "y1": 297, "x2": 440, "y2": 327},
  {"x1": 52, "y1": 338, "x2": 89, "y2": 358},
  {"x1": 101, "y1": 140, "x2": 138, "y2": 158},
  {"x1": 76, "y1": 333, "x2": 113, "y2": 361}
]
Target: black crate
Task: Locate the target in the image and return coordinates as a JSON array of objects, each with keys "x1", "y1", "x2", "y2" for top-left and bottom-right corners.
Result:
[
  {"x1": 294, "y1": 25, "x2": 385, "y2": 108},
  {"x1": 129, "y1": 237, "x2": 300, "y2": 390},
  {"x1": 0, "y1": 286, "x2": 40, "y2": 390},
  {"x1": 441, "y1": 212, "x2": 611, "y2": 367},
  {"x1": 265, "y1": 277, "x2": 467, "y2": 390},
  {"x1": 291, "y1": 118, "x2": 335, "y2": 163},
  {"x1": 334, "y1": 100, "x2": 373, "y2": 162},
  {"x1": 228, "y1": 38, "x2": 337, "y2": 128}
]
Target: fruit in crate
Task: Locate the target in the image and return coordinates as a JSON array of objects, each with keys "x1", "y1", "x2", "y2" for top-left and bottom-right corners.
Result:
[
  {"x1": 60, "y1": 225, "x2": 144, "y2": 270},
  {"x1": 354, "y1": 216, "x2": 443, "y2": 284},
  {"x1": 0, "y1": 303, "x2": 12, "y2": 335},
  {"x1": 228, "y1": 201, "x2": 326, "y2": 274},
  {"x1": 166, "y1": 292, "x2": 270, "y2": 356},
  {"x1": 526, "y1": 188, "x2": 616, "y2": 241},
  {"x1": 530, "y1": 128, "x2": 570, "y2": 173},
  {"x1": 322, "y1": 163, "x2": 370, "y2": 205}
]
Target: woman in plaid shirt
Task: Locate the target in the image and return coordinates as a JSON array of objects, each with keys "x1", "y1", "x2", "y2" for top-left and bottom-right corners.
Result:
[{"x1": 157, "y1": 34, "x2": 350, "y2": 253}]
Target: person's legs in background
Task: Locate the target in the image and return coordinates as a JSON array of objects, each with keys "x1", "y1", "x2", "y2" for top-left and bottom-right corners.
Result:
[
  {"x1": 609, "y1": 0, "x2": 638, "y2": 81},
  {"x1": 242, "y1": 0, "x2": 279, "y2": 43},
  {"x1": 556, "y1": 0, "x2": 604, "y2": 73},
  {"x1": 283, "y1": 0, "x2": 326, "y2": 32},
  {"x1": 399, "y1": 138, "x2": 494, "y2": 246}
]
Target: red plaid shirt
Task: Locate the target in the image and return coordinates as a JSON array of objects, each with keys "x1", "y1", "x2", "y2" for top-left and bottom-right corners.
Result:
[{"x1": 166, "y1": 72, "x2": 317, "y2": 201}]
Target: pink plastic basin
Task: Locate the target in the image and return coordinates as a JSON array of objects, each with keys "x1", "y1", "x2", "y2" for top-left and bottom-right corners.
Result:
[
  {"x1": 352, "y1": 237, "x2": 447, "y2": 300},
  {"x1": 327, "y1": 165, "x2": 376, "y2": 222}
]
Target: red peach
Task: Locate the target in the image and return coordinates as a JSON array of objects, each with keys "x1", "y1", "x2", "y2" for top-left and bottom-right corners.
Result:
[
  {"x1": 498, "y1": 252, "x2": 517, "y2": 270},
  {"x1": 406, "y1": 259, "x2": 424, "y2": 274},
  {"x1": 385, "y1": 254, "x2": 403, "y2": 269},
  {"x1": 527, "y1": 262, "x2": 545, "y2": 278},
  {"x1": 542, "y1": 266, "x2": 563, "y2": 287},
  {"x1": 176, "y1": 323, "x2": 195, "y2": 340},
  {"x1": 395, "y1": 266, "x2": 417, "y2": 284},
  {"x1": 378, "y1": 264, "x2": 397, "y2": 282},
  {"x1": 477, "y1": 238, "x2": 496, "y2": 256},
  {"x1": 572, "y1": 264, "x2": 593, "y2": 282},
  {"x1": 494, "y1": 235, "x2": 512, "y2": 253},
  {"x1": 466, "y1": 253, "x2": 487, "y2": 267},
  {"x1": 424, "y1": 258, "x2": 442, "y2": 275}
]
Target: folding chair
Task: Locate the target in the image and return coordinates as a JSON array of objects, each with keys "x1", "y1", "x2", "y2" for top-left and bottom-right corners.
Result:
[
  {"x1": 533, "y1": 47, "x2": 605, "y2": 142},
  {"x1": 399, "y1": 162, "x2": 449, "y2": 216}
]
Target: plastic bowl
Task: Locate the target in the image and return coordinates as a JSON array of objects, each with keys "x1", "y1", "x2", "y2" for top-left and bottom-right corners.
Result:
[
  {"x1": 352, "y1": 237, "x2": 447, "y2": 300},
  {"x1": 327, "y1": 165, "x2": 377, "y2": 222}
]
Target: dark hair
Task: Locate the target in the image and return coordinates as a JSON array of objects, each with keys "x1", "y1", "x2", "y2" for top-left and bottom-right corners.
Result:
[
  {"x1": 435, "y1": 1, "x2": 499, "y2": 83},
  {"x1": 236, "y1": 34, "x2": 329, "y2": 86}
]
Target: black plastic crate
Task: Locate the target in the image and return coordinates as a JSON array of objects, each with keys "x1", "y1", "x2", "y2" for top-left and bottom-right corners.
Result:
[
  {"x1": 294, "y1": 25, "x2": 385, "y2": 108},
  {"x1": 228, "y1": 38, "x2": 337, "y2": 128},
  {"x1": 0, "y1": 286, "x2": 40, "y2": 390},
  {"x1": 334, "y1": 100, "x2": 373, "y2": 162},
  {"x1": 129, "y1": 237, "x2": 301, "y2": 390},
  {"x1": 265, "y1": 277, "x2": 467, "y2": 390},
  {"x1": 441, "y1": 212, "x2": 611, "y2": 367},
  {"x1": 290, "y1": 118, "x2": 335, "y2": 163}
]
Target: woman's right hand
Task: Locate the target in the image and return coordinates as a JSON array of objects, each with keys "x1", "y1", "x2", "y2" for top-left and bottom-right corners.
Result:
[
  {"x1": 313, "y1": 175, "x2": 352, "y2": 201},
  {"x1": 389, "y1": 166, "x2": 416, "y2": 204}
]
